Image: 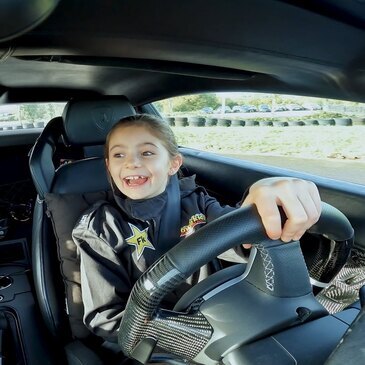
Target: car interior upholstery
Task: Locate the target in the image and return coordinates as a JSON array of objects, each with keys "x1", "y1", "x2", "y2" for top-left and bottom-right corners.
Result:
[{"x1": 29, "y1": 97, "x2": 137, "y2": 364}]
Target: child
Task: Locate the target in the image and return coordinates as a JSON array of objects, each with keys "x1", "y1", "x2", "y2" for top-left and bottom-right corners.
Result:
[{"x1": 72, "y1": 114, "x2": 321, "y2": 342}]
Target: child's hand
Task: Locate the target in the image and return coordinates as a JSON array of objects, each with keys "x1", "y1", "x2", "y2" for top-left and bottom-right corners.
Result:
[{"x1": 241, "y1": 177, "x2": 321, "y2": 243}]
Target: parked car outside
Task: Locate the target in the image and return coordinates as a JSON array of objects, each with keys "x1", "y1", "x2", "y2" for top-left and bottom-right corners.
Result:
[
  {"x1": 215, "y1": 105, "x2": 232, "y2": 113},
  {"x1": 287, "y1": 103, "x2": 306, "y2": 111},
  {"x1": 241, "y1": 104, "x2": 257, "y2": 112},
  {"x1": 258, "y1": 104, "x2": 271, "y2": 112},
  {"x1": 273, "y1": 105, "x2": 288, "y2": 112},
  {"x1": 232, "y1": 105, "x2": 242, "y2": 113},
  {"x1": 200, "y1": 106, "x2": 214, "y2": 114}
]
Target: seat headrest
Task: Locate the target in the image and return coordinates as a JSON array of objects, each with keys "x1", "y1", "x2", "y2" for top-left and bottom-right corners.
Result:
[{"x1": 62, "y1": 97, "x2": 135, "y2": 146}]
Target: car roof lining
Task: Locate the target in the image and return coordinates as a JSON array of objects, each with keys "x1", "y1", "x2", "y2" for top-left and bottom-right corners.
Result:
[{"x1": 0, "y1": 0, "x2": 365, "y2": 104}]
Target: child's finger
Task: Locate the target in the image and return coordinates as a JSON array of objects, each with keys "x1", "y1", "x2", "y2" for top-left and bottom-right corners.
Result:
[
  {"x1": 254, "y1": 196, "x2": 282, "y2": 240},
  {"x1": 280, "y1": 198, "x2": 308, "y2": 242}
]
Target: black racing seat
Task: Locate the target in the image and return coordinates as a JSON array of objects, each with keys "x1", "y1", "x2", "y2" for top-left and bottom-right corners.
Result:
[{"x1": 29, "y1": 97, "x2": 136, "y2": 364}]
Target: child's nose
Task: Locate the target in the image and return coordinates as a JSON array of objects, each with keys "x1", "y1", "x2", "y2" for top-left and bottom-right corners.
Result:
[{"x1": 125, "y1": 154, "x2": 142, "y2": 168}]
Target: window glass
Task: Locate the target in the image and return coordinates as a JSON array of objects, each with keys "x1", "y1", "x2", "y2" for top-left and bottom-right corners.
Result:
[
  {"x1": 154, "y1": 93, "x2": 365, "y2": 185},
  {"x1": 0, "y1": 102, "x2": 66, "y2": 131}
]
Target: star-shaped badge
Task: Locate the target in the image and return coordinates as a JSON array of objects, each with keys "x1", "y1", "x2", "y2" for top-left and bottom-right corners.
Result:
[{"x1": 125, "y1": 223, "x2": 155, "y2": 260}]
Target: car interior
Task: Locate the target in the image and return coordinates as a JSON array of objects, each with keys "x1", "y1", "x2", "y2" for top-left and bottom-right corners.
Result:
[{"x1": 0, "y1": 0, "x2": 365, "y2": 364}]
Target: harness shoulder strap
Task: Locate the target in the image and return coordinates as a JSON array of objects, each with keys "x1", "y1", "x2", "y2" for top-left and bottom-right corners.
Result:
[{"x1": 158, "y1": 174, "x2": 181, "y2": 255}]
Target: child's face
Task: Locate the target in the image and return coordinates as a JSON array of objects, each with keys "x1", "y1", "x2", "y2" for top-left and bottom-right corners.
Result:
[{"x1": 106, "y1": 125, "x2": 182, "y2": 200}]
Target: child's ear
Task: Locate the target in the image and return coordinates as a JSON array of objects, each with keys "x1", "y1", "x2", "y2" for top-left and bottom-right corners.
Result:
[
  {"x1": 169, "y1": 154, "x2": 183, "y2": 175},
  {"x1": 105, "y1": 158, "x2": 110, "y2": 171}
]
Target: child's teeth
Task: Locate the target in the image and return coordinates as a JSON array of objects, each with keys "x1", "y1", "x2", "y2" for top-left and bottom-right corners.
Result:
[{"x1": 126, "y1": 176, "x2": 145, "y2": 180}]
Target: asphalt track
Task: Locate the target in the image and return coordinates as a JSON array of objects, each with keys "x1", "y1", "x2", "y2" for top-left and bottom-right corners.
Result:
[{"x1": 225, "y1": 154, "x2": 365, "y2": 186}]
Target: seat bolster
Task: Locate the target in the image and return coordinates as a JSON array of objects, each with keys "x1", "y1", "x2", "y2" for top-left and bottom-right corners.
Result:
[
  {"x1": 52, "y1": 158, "x2": 110, "y2": 194},
  {"x1": 29, "y1": 116, "x2": 64, "y2": 199},
  {"x1": 32, "y1": 199, "x2": 69, "y2": 339}
]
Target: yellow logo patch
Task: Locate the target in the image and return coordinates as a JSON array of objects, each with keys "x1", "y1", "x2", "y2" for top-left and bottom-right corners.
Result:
[
  {"x1": 125, "y1": 223, "x2": 155, "y2": 260},
  {"x1": 180, "y1": 213, "x2": 206, "y2": 237}
]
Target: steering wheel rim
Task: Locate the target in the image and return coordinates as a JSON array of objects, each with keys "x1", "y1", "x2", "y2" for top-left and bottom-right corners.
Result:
[{"x1": 118, "y1": 202, "x2": 354, "y2": 363}]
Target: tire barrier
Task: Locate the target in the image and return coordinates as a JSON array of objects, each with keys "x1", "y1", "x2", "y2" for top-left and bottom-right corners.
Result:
[
  {"x1": 245, "y1": 120, "x2": 259, "y2": 126},
  {"x1": 352, "y1": 117, "x2": 365, "y2": 125},
  {"x1": 34, "y1": 121, "x2": 45, "y2": 128},
  {"x1": 174, "y1": 117, "x2": 188, "y2": 127},
  {"x1": 288, "y1": 121, "x2": 305, "y2": 126},
  {"x1": 273, "y1": 121, "x2": 289, "y2": 127},
  {"x1": 7, "y1": 115, "x2": 361, "y2": 130},
  {"x1": 304, "y1": 119, "x2": 319, "y2": 126},
  {"x1": 231, "y1": 119, "x2": 245, "y2": 127},
  {"x1": 165, "y1": 117, "x2": 175, "y2": 126},
  {"x1": 188, "y1": 117, "x2": 205, "y2": 127},
  {"x1": 334, "y1": 118, "x2": 352, "y2": 126},
  {"x1": 217, "y1": 118, "x2": 231, "y2": 126},
  {"x1": 205, "y1": 118, "x2": 217, "y2": 126},
  {"x1": 259, "y1": 121, "x2": 273, "y2": 126},
  {"x1": 318, "y1": 118, "x2": 335, "y2": 126},
  {"x1": 163, "y1": 116, "x2": 365, "y2": 128}
]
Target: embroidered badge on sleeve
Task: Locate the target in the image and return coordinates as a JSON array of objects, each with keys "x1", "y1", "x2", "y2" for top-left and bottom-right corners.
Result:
[{"x1": 126, "y1": 223, "x2": 155, "y2": 260}]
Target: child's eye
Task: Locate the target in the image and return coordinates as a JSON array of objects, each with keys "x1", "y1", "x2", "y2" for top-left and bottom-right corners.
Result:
[
  {"x1": 142, "y1": 151, "x2": 154, "y2": 157},
  {"x1": 113, "y1": 153, "x2": 125, "y2": 158}
]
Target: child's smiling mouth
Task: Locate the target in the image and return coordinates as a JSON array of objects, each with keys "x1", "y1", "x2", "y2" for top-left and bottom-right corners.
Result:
[{"x1": 123, "y1": 175, "x2": 149, "y2": 187}]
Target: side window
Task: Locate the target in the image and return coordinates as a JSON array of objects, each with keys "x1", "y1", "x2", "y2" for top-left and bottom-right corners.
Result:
[
  {"x1": 154, "y1": 93, "x2": 365, "y2": 185},
  {"x1": 0, "y1": 102, "x2": 66, "y2": 131}
]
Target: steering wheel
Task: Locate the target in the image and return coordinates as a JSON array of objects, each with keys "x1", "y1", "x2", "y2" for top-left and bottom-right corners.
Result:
[{"x1": 118, "y1": 202, "x2": 354, "y2": 364}]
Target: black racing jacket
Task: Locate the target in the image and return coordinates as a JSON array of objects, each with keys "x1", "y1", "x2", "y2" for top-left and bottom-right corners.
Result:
[{"x1": 72, "y1": 175, "x2": 244, "y2": 340}]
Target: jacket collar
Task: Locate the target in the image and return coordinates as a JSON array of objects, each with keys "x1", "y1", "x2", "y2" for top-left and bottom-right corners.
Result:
[
  {"x1": 113, "y1": 187, "x2": 167, "y2": 221},
  {"x1": 112, "y1": 174, "x2": 199, "y2": 221}
]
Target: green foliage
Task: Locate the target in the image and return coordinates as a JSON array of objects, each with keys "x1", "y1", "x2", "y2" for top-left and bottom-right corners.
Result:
[
  {"x1": 20, "y1": 104, "x2": 46, "y2": 121},
  {"x1": 307, "y1": 112, "x2": 343, "y2": 119},
  {"x1": 19, "y1": 103, "x2": 65, "y2": 121},
  {"x1": 225, "y1": 98, "x2": 236, "y2": 108},
  {"x1": 47, "y1": 104, "x2": 56, "y2": 118},
  {"x1": 154, "y1": 101, "x2": 163, "y2": 112},
  {"x1": 157, "y1": 94, "x2": 220, "y2": 113}
]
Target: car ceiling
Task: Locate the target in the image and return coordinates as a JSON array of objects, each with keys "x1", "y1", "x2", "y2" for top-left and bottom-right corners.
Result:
[{"x1": 0, "y1": 0, "x2": 365, "y2": 105}]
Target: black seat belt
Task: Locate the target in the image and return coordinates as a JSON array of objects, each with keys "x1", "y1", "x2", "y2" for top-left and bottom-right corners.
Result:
[
  {"x1": 157, "y1": 174, "x2": 181, "y2": 255},
  {"x1": 157, "y1": 174, "x2": 222, "y2": 272}
]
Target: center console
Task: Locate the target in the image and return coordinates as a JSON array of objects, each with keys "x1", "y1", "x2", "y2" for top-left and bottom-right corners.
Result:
[{"x1": 0, "y1": 239, "x2": 59, "y2": 365}]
